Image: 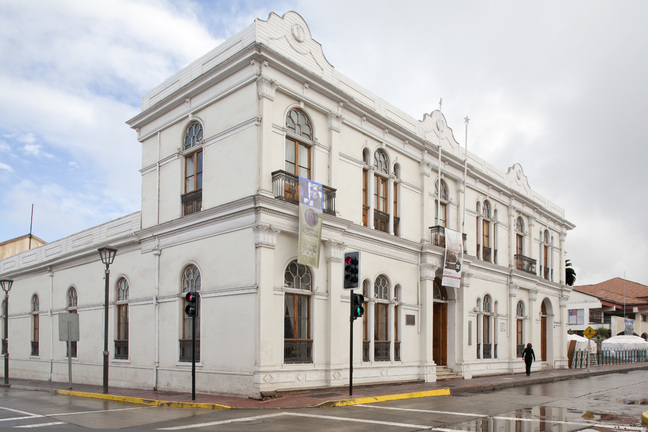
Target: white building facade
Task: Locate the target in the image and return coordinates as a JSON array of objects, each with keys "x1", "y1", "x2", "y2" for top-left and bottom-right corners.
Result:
[{"x1": 0, "y1": 12, "x2": 574, "y2": 398}]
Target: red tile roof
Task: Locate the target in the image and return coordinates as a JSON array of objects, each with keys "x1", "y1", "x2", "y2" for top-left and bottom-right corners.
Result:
[{"x1": 574, "y1": 278, "x2": 648, "y2": 307}]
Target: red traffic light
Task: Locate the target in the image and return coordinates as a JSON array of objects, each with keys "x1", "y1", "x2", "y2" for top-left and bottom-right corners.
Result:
[{"x1": 185, "y1": 291, "x2": 199, "y2": 317}]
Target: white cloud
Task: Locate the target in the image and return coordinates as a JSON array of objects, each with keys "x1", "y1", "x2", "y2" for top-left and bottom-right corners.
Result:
[{"x1": 0, "y1": 163, "x2": 13, "y2": 173}]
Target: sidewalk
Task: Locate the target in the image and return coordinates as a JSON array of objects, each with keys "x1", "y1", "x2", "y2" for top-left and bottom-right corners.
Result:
[{"x1": 2, "y1": 363, "x2": 648, "y2": 410}]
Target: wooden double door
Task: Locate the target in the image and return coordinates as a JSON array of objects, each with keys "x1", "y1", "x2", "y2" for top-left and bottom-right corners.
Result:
[{"x1": 433, "y1": 302, "x2": 448, "y2": 366}]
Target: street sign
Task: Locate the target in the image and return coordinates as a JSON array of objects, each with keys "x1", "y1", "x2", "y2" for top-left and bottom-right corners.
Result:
[
  {"x1": 58, "y1": 314, "x2": 79, "y2": 342},
  {"x1": 583, "y1": 326, "x2": 596, "y2": 339}
]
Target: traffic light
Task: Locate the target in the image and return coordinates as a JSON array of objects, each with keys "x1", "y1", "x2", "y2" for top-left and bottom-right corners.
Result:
[
  {"x1": 185, "y1": 291, "x2": 199, "y2": 317},
  {"x1": 352, "y1": 293, "x2": 365, "y2": 320},
  {"x1": 344, "y1": 251, "x2": 360, "y2": 289}
]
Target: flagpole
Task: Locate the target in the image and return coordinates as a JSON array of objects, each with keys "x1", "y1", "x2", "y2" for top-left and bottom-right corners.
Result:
[{"x1": 436, "y1": 99, "x2": 442, "y2": 226}]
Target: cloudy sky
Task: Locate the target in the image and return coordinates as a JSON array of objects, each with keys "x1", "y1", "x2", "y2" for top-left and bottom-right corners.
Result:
[{"x1": 0, "y1": 0, "x2": 646, "y2": 286}]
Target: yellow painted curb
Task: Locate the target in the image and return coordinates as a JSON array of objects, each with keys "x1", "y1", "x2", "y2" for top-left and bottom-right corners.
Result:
[
  {"x1": 642, "y1": 411, "x2": 648, "y2": 426},
  {"x1": 56, "y1": 389, "x2": 230, "y2": 410},
  {"x1": 318, "y1": 388, "x2": 450, "y2": 407}
]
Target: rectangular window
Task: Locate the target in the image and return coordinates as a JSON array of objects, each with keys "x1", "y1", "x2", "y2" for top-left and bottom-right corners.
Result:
[
  {"x1": 436, "y1": 201, "x2": 447, "y2": 227},
  {"x1": 285, "y1": 138, "x2": 310, "y2": 179},
  {"x1": 183, "y1": 149, "x2": 203, "y2": 215},
  {"x1": 374, "y1": 177, "x2": 388, "y2": 212},
  {"x1": 568, "y1": 309, "x2": 584, "y2": 325},
  {"x1": 362, "y1": 170, "x2": 368, "y2": 227},
  {"x1": 516, "y1": 319, "x2": 524, "y2": 357},
  {"x1": 374, "y1": 303, "x2": 389, "y2": 361},
  {"x1": 284, "y1": 293, "x2": 312, "y2": 363},
  {"x1": 516, "y1": 234, "x2": 523, "y2": 255},
  {"x1": 32, "y1": 313, "x2": 39, "y2": 356},
  {"x1": 115, "y1": 304, "x2": 128, "y2": 360}
]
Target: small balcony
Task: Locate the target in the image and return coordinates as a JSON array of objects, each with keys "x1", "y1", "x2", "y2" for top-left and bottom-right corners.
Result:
[
  {"x1": 31, "y1": 341, "x2": 39, "y2": 357},
  {"x1": 430, "y1": 226, "x2": 468, "y2": 253},
  {"x1": 515, "y1": 254, "x2": 537, "y2": 275},
  {"x1": 271, "y1": 170, "x2": 336, "y2": 215},
  {"x1": 374, "y1": 210, "x2": 389, "y2": 233}
]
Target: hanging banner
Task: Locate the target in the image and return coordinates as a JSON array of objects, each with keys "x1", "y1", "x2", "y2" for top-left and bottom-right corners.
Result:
[
  {"x1": 624, "y1": 318, "x2": 634, "y2": 335},
  {"x1": 297, "y1": 177, "x2": 323, "y2": 268},
  {"x1": 442, "y1": 228, "x2": 463, "y2": 288}
]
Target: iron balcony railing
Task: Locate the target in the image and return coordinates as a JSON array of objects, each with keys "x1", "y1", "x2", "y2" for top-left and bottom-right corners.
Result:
[
  {"x1": 515, "y1": 254, "x2": 537, "y2": 275},
  {"x1": 271, "y1": 171, "x2": 336, "y2": 216},
  {"x1": 284, "y1": 339, "x2": 312, "y2": 364},
  {"x1": 31, "y1": 341, "x2": 39, "y2": 357},
  {"x1": 374, "y1": 341, "x2": 390, "y2": 361},
  {"x1": 374, "y1": 210, "x2": 389, "y2": 233},
  {"x1": 430, "y1": 226, "x2": 468, "y2": 253},
  {"x1": 114, "y1": 340, "x2": 128, "y2": 360},
  {"x1": 179, "y1": 339, "x2": 200, "y2": 363}
]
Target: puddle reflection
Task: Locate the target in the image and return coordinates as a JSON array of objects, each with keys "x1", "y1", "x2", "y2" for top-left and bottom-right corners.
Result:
[{"x1": 442, "y1": 405, "x2": 621, "y2": 432}]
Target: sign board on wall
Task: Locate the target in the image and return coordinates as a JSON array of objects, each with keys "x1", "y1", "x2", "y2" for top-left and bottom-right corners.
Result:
[{"x1": 58, "y1": 313, "x2": 79, "y2": 342}]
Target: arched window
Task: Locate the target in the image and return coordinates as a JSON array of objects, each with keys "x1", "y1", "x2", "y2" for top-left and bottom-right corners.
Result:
[
  {"x1": 115, "y1": 278, "x2": 129, "y2": 359},
  {"x1": 31, "y1": 294, "x2": 39, "y2": 356},
  {"x1": 516, "y1": 301, "x2": 525, "y2": 357},
  {"x1": 482, "y1": 201, "x2": 492, "y2": 262},
  {"x1": 285, "y1": 109, "x2": 313, "y2": 179},
  {"x1": 542, "y1": 229, "x2": 552, "y2": 280},
  {"x1": 482, "y1": 294, "x2": 493, "y2": 359},
  {"x1": 284, "y1": 261, "x2": 312, "y2": 364},
  {"x1": 67, "y1": 287, "x2": 77, "y2": 309},
  {"x1": 393, "y1": 164, "x2": 401, "y2": 236},
  {"x1": 182, "y1": 121, "x2": 204, "y2": 216},
  {"x1": 66, "y1": 287, "x2": 78, "y2": 358},
  {"x1": 516, "y1": 216, "x2": 525, "y2": 256},
  {"x1": 373, "y1": 150, "x2": 390, "y2": 233},
  {"x1": 394, "y1": 285, "x2": 401, "y2": 360},
  {"x1": 374, "y1": 275, "x2": 390, "y2": 361},
  {"x1": 362, "y1": 279, "x2": 370, "y2": 362},
  {"x1": 180, "y1": 265, "x2": 201, "y2": 362},
  {"x1": 435, "y1": 178, "x2": 449, "y2": 227},
  {"x1": 362, "y1": 149, "x2": 370, "y2": 227}
]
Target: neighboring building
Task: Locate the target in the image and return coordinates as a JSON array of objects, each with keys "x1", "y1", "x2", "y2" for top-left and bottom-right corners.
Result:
[
  {"x1": 0, "y1": 234, "x2": 46, "y2": 260},
  {"x1": 572, "y1": 278, "x2": 648, "y2": 339},
  {"x1": 0, "y1": 12, "x2": 574, "y2": 398},
  {"x1": 565, "y1": 290, "x2": 605, "y2": 335}
]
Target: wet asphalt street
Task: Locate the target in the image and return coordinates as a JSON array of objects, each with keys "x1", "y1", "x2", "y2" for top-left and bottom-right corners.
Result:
[{"x1": 1, "y1": 370, "x2": 647, "y2": 430}]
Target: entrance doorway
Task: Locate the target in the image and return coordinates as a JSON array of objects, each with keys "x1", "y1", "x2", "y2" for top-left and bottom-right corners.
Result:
[{"x1": 433, "y1": 279, "x2": 448, "y2": 366}]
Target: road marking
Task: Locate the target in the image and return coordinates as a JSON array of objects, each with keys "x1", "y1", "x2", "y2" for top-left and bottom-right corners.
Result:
[
  {"x1": 49, "y1": 406, "x2": 147, "y2": 417},
  {"x1": 16, "y1": 422, "x2": 66, "y2": 428},
  {"x1": 359, "y1": 405, "x2": 645, "y2": 431},
  {"x1": 157, "y1": 413, "x2": 285, "y2": 430},
  {"x1": 357, "y1": 404, "x2": 488, "y2": 417},
  {"x1": 285, "y1": 412, "x2": 430, "y2": 428},
  {"x1": 158, "y1": 411, "x2": 431, "y2": 430}
]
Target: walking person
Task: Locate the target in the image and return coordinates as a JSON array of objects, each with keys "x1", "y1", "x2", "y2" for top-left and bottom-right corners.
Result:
[{"x1": 522, "y1": 343, "x2": 535, "y2": 376}]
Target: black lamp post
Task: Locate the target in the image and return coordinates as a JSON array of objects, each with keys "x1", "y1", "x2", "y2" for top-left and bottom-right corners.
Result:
[
  {"x1": 0, "y1": 279, "x2": 13, "y2": 385},
  {"x1": 97, "y1": 247, "x2": 117, "y2": 394}
]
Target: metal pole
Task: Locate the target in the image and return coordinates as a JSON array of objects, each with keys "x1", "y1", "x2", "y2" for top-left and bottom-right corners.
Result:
[
  {"x1": 103, "y1": 265, "x2": 110, "y2": 393},
  {"x1": 349, "y1": 290, "x2": 354, "y2": 396},
  {"x1": 67, "y1": 322, "x2": 72, "y2": 389},
  {"x1": 191, "y1": 313, "x2": 196, "y2": 401},
  {"x1": 3, "y1": 293, "x2": 8, "y2": 385}
]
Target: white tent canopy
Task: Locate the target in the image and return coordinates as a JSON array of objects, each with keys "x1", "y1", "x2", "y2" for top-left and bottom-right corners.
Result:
[
  {"x1": 568, "y1": 333, "x2": 597, "y2": 352},
  {"x1": 601, "y1": 335, "x2": 648, "y2": 351}
]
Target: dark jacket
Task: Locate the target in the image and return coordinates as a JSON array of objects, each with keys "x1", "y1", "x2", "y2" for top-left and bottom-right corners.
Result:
[{"x1": 522, "y1": 347, "x2": 535, "y2": 363}]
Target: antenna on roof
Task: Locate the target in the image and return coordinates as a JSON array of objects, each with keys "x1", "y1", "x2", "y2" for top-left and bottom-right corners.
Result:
[{"x1": 29, "y1": 203, "x2": 34, "y2": 250}]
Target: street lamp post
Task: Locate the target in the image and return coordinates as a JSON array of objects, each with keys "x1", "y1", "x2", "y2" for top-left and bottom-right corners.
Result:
[
  {"x1": 0, "y1": 279, "x2": 14, "y2": 385},
  {"x1": 97, "y1": 247, "x2": 117, "y2": 394}
]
